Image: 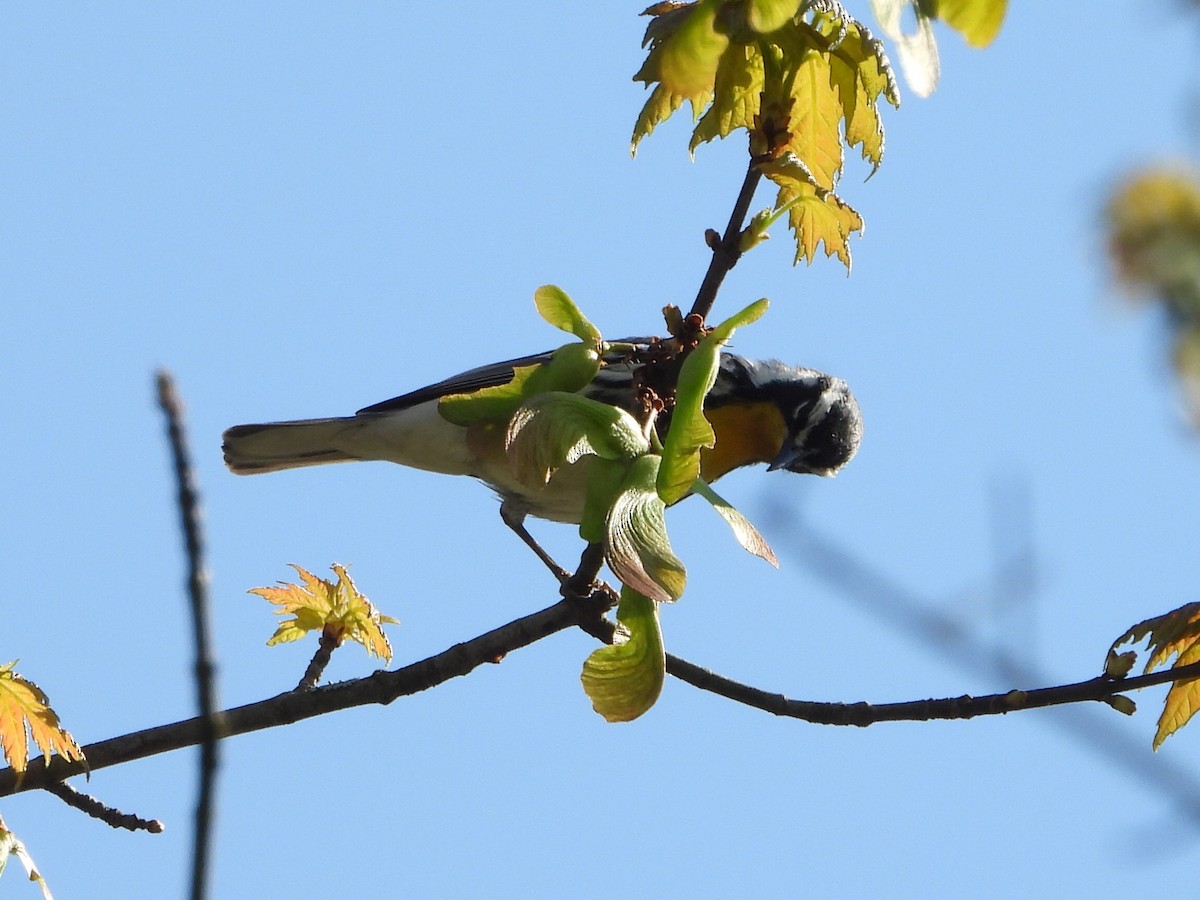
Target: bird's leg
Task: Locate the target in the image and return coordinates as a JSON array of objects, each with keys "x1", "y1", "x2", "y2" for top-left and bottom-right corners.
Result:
[
  {"x1": 563, "y1": 541, "x2": 609, "y2": 600},
  {"x1": 498, "y1": 505, "x2": 616, "y2": 605},
  {"x1": 499, "y1": 503, "x2": 571, "y2": 584}
]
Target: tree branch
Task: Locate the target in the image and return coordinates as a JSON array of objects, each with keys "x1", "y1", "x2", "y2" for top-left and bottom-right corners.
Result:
[
  {"x1": 44, "y1": 780, "x2": 164, "y2": 834},
  {"x1": 5, "y1": 559, "x2": 1195, "y2": 798},
  {"x1": 0, "y1": 590, "x2": 616, "y2": 797},
  {"x1": 665, "y1": 655, "x2": 1200, "y2": 724},
  {"x1": 689, "y1": 161, "x2": 764, "y2": 323}
]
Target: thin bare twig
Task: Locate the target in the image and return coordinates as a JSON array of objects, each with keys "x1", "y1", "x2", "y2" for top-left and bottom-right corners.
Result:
[
  {"x1": 689, "y1": 161, "x2": 764, "y2": 323},
  {"x1": 156, "y1": 370, "x2": 220, "y2": 900},
  {"x1": 44, "y1": 780, "x2": 164, "y2": 833},
  {"x1": 297, "y1": 631, "x2": 339, "y2": 691}
]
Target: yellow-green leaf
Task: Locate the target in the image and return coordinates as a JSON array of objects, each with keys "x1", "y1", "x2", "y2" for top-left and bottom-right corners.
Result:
[
  {"x1": 1156, "y1": 637, "x2": 1200, "y2": 749},
  {"x1": 933, "y1": 0, "x2": 1007, "y2": 48},
  {"x1": 1105, "y1": 695, "x2": 1137, "y2": 717},
  {"x1": 1104, "y1": 648, "x2": 1136, "y2": 679},
  {"x1": 534, "y1": 285, "x2": 602, "y2": 344},
  {"x1": 758, "y1": 152, "x2": 864, "y2": 266},
  {"x1": 659, "y1": 0, "x2": 728, "y2": 104},
  {"x1": 249, "y1": 564, "x2": 398, "y2": 663},
  {"x1": 790, "y1": 46, "x2": 844, "y2": 188},
  {"x1": 606, "y1": 454, "x2": 687, "y2": 602},
  {"x1": 1109, "y1": 602, "x2": 1200, "y2": 748},
  {"x1": 0, "y1": 661, "x2": 86, "y2": 785},
  {"x1": 823, "y1": 17, "x2": 898, "y2": 170},
  {"x1": 438, "y1": 363, "x2": 542, "y2": 427},
  {"x1": 581, "y1": 587, "x2": 666, "y2": 722},
  {"x1": 690, "y1": 42, "x2": 765, "y2": 153},
  {"x1": 632, "y1": 0, "x2": 727, "y2": 152},
  {"x1": 748, "y1": 0, "x2": 803, "y2": 34},
  {"x1": 439, "y1": 344, "x2": 602, "y2": 428}
]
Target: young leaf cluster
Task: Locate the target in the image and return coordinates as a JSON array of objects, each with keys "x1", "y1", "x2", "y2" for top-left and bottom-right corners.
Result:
[
  {"x1": 249, "y1": 564, "x2": 398, "y2": 665},
  {"x1": 633, "y1": 0, "x2": 901, "y2": 268},
  {"x1": 439, "y1": 287, "x2": 779, "y2": 718}
]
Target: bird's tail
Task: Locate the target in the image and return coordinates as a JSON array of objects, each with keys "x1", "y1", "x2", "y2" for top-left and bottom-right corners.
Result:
[{"x1": 222, "y1": 418, "x2": 357, "y2": 474}]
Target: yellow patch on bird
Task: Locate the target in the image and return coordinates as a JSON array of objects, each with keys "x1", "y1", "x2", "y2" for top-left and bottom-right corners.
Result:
[{"x1": 700, "y1": 401, "x2": 789, "y2": 481}]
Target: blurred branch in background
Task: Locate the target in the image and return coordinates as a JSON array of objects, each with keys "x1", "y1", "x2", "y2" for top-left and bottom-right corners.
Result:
[
  {"x1": 762, "y1": 480, "x2": 1200, "y2": 832},
  {"x1": 156, "y1": 371, "x2": 220, "y2": 900}
]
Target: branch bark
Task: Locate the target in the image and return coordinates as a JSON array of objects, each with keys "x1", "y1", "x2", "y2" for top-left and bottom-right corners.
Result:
[
  {"x1": 0, "y1": 591, "x2": 615, "y2": 797},
  {"x1": 688, "y1": 161, "x2": 763, "y2": 323},
  {"x1": 3, "y1": 590, "x2": 1194, "y2": 799}
]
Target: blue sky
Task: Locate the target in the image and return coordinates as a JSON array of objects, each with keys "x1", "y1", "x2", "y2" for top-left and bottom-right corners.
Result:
[{"x1": 4, "y1": 3, "x2": 1200, "y2": 898}]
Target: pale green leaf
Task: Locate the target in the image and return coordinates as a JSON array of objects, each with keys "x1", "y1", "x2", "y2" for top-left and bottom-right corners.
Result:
[
  {"x1": 690, "y1": 42, "x2": 765, "y2": 153},
  {"x1": 505, "y1": 392, "x2": 650, "y2": 487},
  {"x1": 438, "y1": 343, "x2": 601, "y2": 427},
  {"x1": 748, "y1": 0, "x2": 804, "y2": 34},
  {"x1": 870, "y1": 0, "x2": 939, "y2": 97},
  {"x1": 579, "y1": 456, "x2": 633, "y2": 546},
  {"x1": 691, "y1": 479, "x2": 779, "y2": 567},
  {"x1": 659, "y1": 0, "x2": 728, "y2": 104},
  {"x1": 606, "y1": 454, "x2": 687, "y2": 602},
  {"x1": 632, "y1": 0, "x2": 727, "y2": 152},
  {"x1": 581, "y1": 587, "x2": 666, "y2": 722},
  {"x1": 933, "y1": 0, "x2": 1007, "y2": 48},
  {"x1": 533, "y1": 284, "x2": 602, "y2": 344}
]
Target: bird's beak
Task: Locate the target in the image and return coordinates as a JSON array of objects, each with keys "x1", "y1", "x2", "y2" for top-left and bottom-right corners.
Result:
[{"x1": 767, "y1": 444, "x2": 801, "y2": 472}]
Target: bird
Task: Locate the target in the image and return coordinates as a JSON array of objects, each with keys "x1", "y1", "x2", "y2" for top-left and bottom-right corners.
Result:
[{"x1": 222, "y1": 343, "x2": 863, "y2": 530}]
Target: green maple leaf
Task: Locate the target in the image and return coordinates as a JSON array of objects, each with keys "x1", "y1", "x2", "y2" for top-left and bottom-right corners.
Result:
[{"x1": 634, "y1": 2, "x2": 897, "y2": 270}]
